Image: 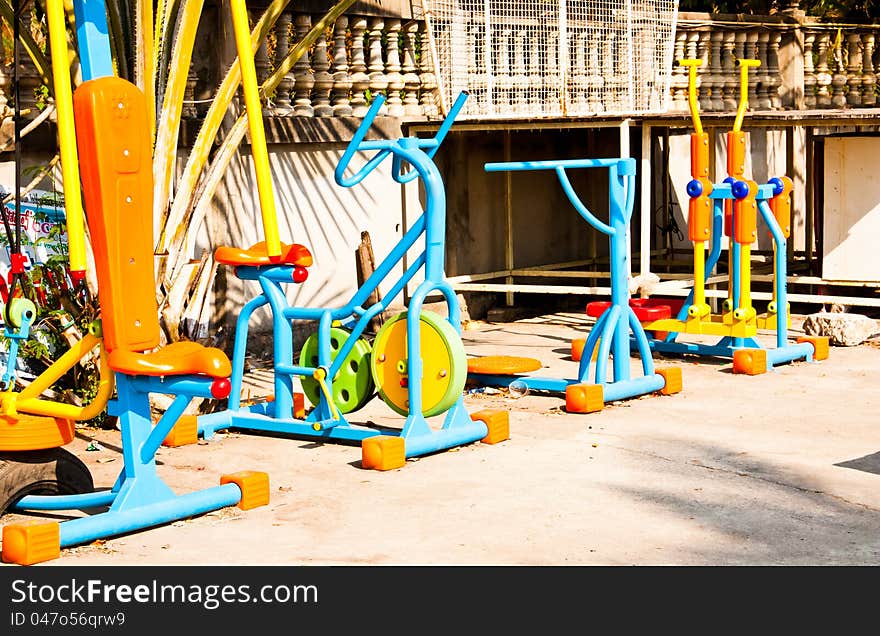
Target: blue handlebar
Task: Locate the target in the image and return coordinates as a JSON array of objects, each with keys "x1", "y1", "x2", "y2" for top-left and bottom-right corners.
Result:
[{"x1": 335, "y1": 91, "x2": 470, "y2": 188}]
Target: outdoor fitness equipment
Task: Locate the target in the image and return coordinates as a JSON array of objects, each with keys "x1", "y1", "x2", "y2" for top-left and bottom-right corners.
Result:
[
  {"x1": 638, "y1": 59, "x2": 829, "y2": 373},
  {"x1": 185, "y1": 0, "x2": 507, "y2": 470},
  {"x1": 467, "y1": 158, "x2": 682, "y2": 413},
  {"x1": 0, "y1": 0, "x2": 112, "y2": 528},
  {"x1": 0, "y1": 1, "x2": 267, "y2": 566}
]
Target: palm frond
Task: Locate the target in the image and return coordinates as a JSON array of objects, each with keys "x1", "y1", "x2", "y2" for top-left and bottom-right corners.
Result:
[
  {"x1": 152, "y1": 0, "x2": 206, "y2": 227},
  {"x1": 155, "y1": 0, "x2": 292, "y2": 256}
]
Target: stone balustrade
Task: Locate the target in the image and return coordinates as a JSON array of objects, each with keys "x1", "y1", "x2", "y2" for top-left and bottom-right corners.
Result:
[
  {"x1": 669, "y1": 18, "x2": 790, "y2": 113},
  {"x1": 4, "y1": 6, "x2": 880, "y2": 132},
  {"x1": 181, "y1": 10, "x2": 441, "y2": 121},
  {"x1": 803, "y1": 24, "x2": 880, "y2": 109}
]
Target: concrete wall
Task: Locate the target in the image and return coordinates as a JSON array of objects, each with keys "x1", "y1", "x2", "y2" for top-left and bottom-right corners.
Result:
[
  {"x1": 208, "y1": 135, "x2": 417, "y2": 337},
  {"x1": 435, "y1": 127, "x2": 630, "y2": 278}
]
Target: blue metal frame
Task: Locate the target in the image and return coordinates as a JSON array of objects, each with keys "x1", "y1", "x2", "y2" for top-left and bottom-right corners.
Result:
[
  {"x1": 3, "y1": 4, "x2": 248, "y2": 553},
  {"x1": 12, "y1": 374, "x2": 243, "y2": 548},
  {"x1": 469, "y1": 158, "x2": 669, "y2": 401},
  {"x1": 647, "y1": 181, "x2": 815, "y2": 370},
  {"x1": 197, "y1": 92, "x2": 491, "y2": 459}
]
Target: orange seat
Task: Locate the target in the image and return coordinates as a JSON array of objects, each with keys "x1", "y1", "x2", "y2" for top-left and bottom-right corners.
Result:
[
  {"x1": 214, "y1": 241, "x2": 313, "y2": 267},
  {"x1": 108, "y1": 341, "x2": 231, "y2": 378}
]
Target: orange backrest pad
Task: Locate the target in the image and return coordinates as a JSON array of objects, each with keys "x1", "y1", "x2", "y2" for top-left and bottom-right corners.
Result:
[{"x1": 73, "y1": 77, "x2": 160, "y2": 353}]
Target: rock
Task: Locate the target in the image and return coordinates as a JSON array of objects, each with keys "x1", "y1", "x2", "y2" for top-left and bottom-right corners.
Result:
[{"x1": 802, "y1": 311, "x2": 879, "y2": 346}]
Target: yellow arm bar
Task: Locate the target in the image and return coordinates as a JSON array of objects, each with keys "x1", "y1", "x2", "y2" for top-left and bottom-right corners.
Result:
[
  {"x1": 733, "y1": 59, "x2": 761, "y2": 134},
  {"x1": 678, "y1": 59, "x2": 703, "y2": 136},
  {"x1": 15, "y1": 333, "x2": 115, "y2": 421},
  {"x1": 45, "y1": 0, "x2": 88, "y2": 279},
  {"x1": 229, "y1": 0, "x2": 282, "y2": 260}
]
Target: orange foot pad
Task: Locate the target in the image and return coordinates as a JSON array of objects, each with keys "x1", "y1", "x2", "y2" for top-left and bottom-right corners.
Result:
[
  {"x1": 565, "y1": 383, "x2": 604, "y2": 413},
  {"x1": 471, "y1": 409, "x2": 510, "y2": 444},
  {"x1": 1, "y1": 521, "x2": 61, "y2": 565},
  {"x1": 732, "y1": 348, "x2": 768, "y2": 375},
  {"x1": 220, "y1": 471, "x2": 270, "y2": 510},
  {"x1": 797, "y1": 335, "x2": 830, "y2": 361},
  {"x1": 656, "y1": 367, "x2": 683, "y2": 395},
  {"x1": 467, "y1": 356, "x2": 542, "y2": 376},
  {"x1": 163, "y1": 415, "x2": 199, "y2": 447},
  {"x1": 362, "y1": 436, "x2": 406, "y2": 471}
]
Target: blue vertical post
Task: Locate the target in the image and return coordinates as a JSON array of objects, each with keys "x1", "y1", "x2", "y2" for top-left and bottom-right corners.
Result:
[{"x1": 71, "y1": 0, "x2": 114, "y2": 80}]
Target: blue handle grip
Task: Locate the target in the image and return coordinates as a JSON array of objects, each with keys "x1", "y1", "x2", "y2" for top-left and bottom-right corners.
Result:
[
  {"x1": 336, "y1": 91, "x2": 471, "y2": 188},
  {"x1": 335, "y1": 94, "x2": 388, "y2": 187},
  {"x1": 395, "y1": 91, "x2": 469, "y2": 184}
]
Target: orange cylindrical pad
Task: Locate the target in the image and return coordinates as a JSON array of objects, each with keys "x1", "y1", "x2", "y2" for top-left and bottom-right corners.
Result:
[
  {"x1": 769, "y1": 176, "x2": 793, "y2": 239},
  {"x1": 688, "y1": 178, "x2": 713, "y2": 241},
  {"x1": 734, "y1": 180, "x2": 758, "y2": 244},
  {"x1": 690, "y1": 133, "x2": 710, "y2": 178},
  {"x1": 726, "y1": 131, "x2": 746, "y2": 178}
]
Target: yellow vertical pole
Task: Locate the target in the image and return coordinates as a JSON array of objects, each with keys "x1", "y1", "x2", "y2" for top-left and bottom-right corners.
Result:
[
  {"x1": 679, "y1": 59, "x2": 709, "y2": 317},
  {"x1": 229, "y1": 0, "x2": 282, "y2": 260},
  {"x1": 733, "y1": 60, "x2": 759, "y2": 314},
  {"x1": 46, "y1": 0, "x2": 88, "y2": 280}
]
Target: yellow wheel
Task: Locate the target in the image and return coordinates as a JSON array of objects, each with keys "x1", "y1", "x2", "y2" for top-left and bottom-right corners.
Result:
[{"x1": 370, "y1": 310, "x2": 467, "y2": 417}]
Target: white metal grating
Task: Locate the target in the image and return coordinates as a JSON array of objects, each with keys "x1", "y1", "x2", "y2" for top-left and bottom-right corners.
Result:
[{"x1": 422, "y1": 0, "x2": 679, "y2": 119}]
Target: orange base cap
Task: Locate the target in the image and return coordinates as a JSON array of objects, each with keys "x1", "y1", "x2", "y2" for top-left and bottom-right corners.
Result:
[
  {"x1": 732, "y1": 348, "x2": 768, "y2": 375},
  {"x1": 656, "y1": 367, "x2": 683, "y2": 395},
  {"x1": 797, "y1": 335, "x2": 830, "y2": 361},
  {"x1": 471, "y1": 409, "x2": 510, "y2": 444},
  {"x1": 293, "y1": 392, "x2": 305, "y2": 419},
  {"x1": 1, "y1": 521, "x2": 61, "y2": 565},
  {"x1": 220, "y1": 471, "x2": 270, "y2": 510},
  {"x1": 565, "y1": 383, "x2": 604, "y2": 413},
  {"x1": 163, "y1": 415, "x2": 199, "y2": 447},
  {"x1": 361, "y1": 436, "x2": 406, "y2": 471}
]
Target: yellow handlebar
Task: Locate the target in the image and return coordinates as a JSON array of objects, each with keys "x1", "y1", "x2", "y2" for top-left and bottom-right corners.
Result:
[
  {"x1": 733, "y1": 59, "x2": 761, "y2": 133},
  {"x1": 45, "y1": 0, "x2": 88, "y2": 279},
  {"x1": 677, "y1": 59, "x2": 703, "y2": 135}
]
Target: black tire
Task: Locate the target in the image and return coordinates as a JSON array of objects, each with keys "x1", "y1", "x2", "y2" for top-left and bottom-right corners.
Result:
[{"x1": 0, "y1": 448, "x2": 94, "y2": 515}]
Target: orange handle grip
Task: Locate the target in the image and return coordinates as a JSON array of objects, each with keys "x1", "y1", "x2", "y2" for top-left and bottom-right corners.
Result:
[
  {"x1": 734, "y1": 180, "x2": 759, "y2": 245},
  {"x1": 769, "y1": 176, "x2": 793, "y2": 239},
  {"x1": 727, "y1": 131, "x2": 746, "y2": 179},
  {"x1": 688, "y1": 178, "x2": 713, "y2": 242},
  {"x1": 690, "y1": 132, "x2": 710, "y2": 179}
]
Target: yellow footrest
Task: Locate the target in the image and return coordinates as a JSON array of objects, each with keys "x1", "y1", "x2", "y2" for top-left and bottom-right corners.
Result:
[
  {"x1": 1, "y1": 521, "x2": 61, "y2": 565},
  {"x1": 471, "y1": 409, "x2": 510, "y2": 444},
  {"x1": 565, "y1": 384, "x2": 604, "y2": 413},
  {"x1": 361, "y1": 436, "x2": 406, "y2": 471},
  {"x1": 220, "y1": 471, "x2": 270, "y2": 510},
  {"x1": 644, "y1": 315, "x2": 757, "y2": 338}
]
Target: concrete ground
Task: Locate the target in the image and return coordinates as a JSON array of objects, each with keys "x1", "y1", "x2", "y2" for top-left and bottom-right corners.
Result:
[{"x1": 2, "y1": 311, "x2": 879, "y2": 566}]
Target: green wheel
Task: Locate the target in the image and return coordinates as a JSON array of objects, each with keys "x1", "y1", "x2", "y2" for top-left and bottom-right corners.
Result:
[
  {"x1": 370, "y1": 310, "x2": 467, "y2": 418},
  {"x1": 3, "y1": 298, "x2": 37, "y2": 329},
  {"x1": 298, "y1": 327, "x2": 374, "y2": 414}
]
